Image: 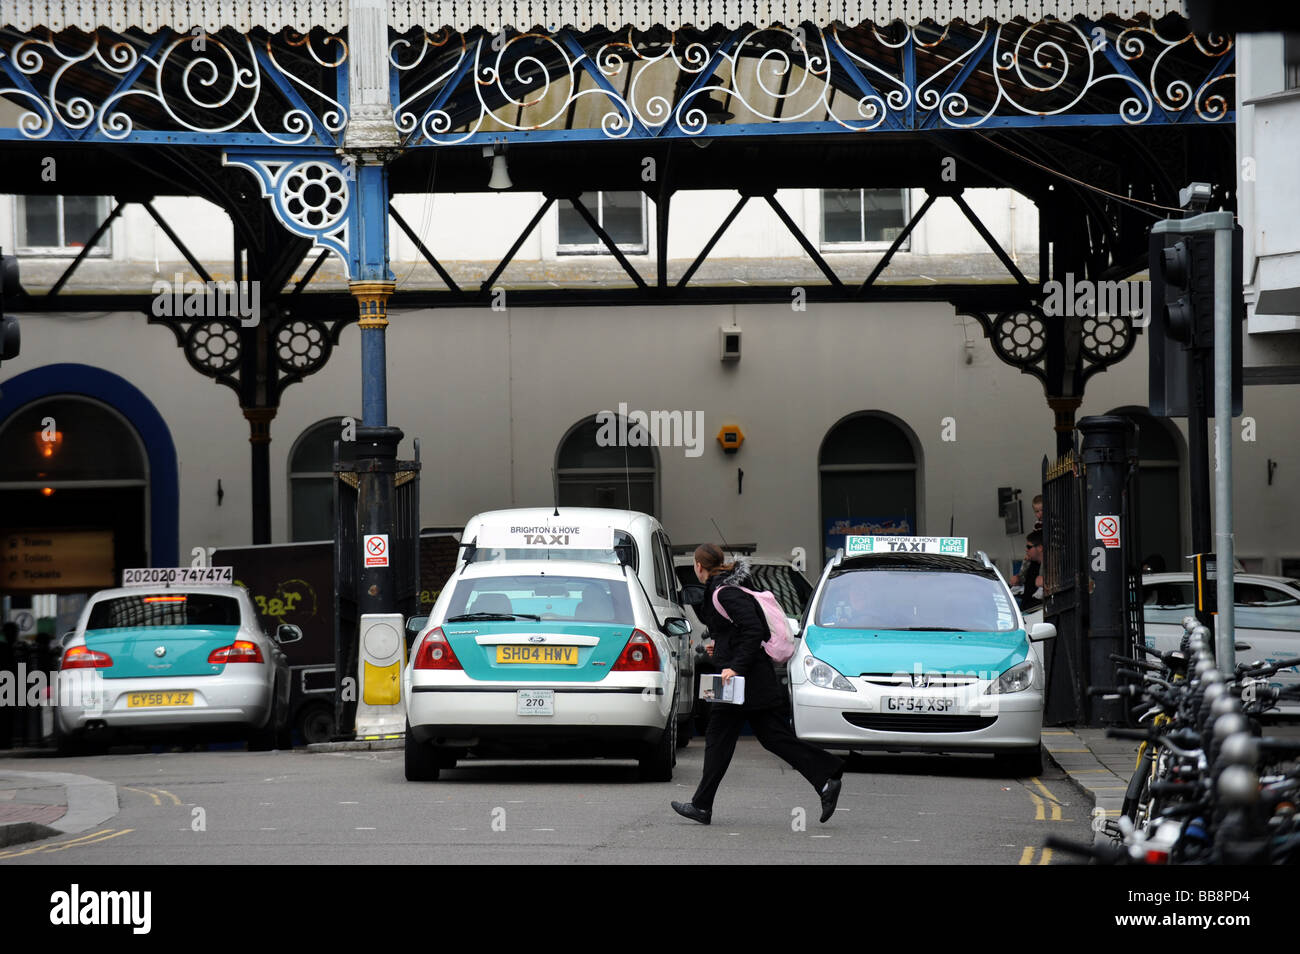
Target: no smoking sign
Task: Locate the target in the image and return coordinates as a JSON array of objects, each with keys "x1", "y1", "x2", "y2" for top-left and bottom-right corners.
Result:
[
  {"x1": 364, "y1": 534, "x2": 390, "y2": 567},
  {"x1": 1094, "y1": 515, "x2": 1120, "y2": 549}
]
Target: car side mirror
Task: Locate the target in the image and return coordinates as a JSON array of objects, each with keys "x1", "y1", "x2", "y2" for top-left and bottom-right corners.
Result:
[
  {"x1": 680, "y1": 583, "x2": 706, "y2": 606},
  {"x1": 1029, "y1": 622, "x2": 1057, "y2": 642},
  {"x1": 406, "y1": 615, "x2": 428, "y2": 634},
  {"x1": 663, "y1": 617, "x2": 692, "y2": 638},
  {"x1": 276, "y1": 624, "x2": 304, "y2": 644}
]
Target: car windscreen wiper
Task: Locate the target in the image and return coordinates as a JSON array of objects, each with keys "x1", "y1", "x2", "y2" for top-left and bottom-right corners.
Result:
[
  {"x1": 445, "y1": 612, "x2": 542, "y2": 622},
  {"x1": 900, "y1": 626, "x2": 968, "y2": 632}
]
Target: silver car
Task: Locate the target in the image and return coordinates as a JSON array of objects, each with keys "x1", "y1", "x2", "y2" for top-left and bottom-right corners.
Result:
[
  {"x1": 1142, "y1": 572, "x2": 1300, "y2": 717},
  {"x1": 54, "y1": 584, "x2": 299, "y2": 754}
]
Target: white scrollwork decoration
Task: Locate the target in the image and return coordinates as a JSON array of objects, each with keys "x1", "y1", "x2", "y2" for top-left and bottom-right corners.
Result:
[
  {"x1": 387, "y1": 18, "x2": 1232, "y2": 143},
  {"x1": 0, "y1": 27, "x2": 347, "y2": 143}
]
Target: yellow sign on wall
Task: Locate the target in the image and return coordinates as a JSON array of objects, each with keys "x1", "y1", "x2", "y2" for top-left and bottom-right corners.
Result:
[{"x1": 2, "y1": 530, "x2": 115, "y2": 592}]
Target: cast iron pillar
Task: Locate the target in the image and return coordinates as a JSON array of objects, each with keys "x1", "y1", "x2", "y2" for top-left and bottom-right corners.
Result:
[
  {"x1": 243, "y1": 407, "x2": 275, "y2": 544},
  {"x1": 1079, "y1": 415, "x2": 1137, "y2": 725},
  {"x1": 354, "y1": 424, "x2": 404, "y2": 619},
  {"x1": 350, "y1": 281, "x2": 399, "y2": 621}
]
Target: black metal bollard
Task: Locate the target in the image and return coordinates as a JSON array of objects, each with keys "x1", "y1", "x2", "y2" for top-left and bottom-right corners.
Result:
[{"x1": 1078, "y1": 415, "x2": 1137, "y2": 725}]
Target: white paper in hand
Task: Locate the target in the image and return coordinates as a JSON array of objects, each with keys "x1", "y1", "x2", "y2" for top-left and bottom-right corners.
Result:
[{"x1": 698, "y1": 674, "x2": 745, "y2": 705}]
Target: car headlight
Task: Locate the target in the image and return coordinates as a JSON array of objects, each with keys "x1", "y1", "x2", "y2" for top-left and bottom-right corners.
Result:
[
  {"x1": 988, "y1": 660, "x2": 1035, "y2": 694},
  {"x1": 803, "y1": 654, "x2": 856, "y2": 692}
]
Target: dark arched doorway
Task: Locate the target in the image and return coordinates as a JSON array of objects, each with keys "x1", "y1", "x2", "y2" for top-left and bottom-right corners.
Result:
[
  {"x1": 818, "y1": 412, "x2": 922, "y2": 564},
  {"x1": 555, "y1": 416, "x2": 659, "y2": 516},
  {"x1": 0, "y1": 395, "x2": 149, "y2": 592}
]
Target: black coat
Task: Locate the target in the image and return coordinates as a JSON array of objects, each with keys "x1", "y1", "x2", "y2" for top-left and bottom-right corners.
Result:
[{"x1": 696, "y1": 561, "x2": 784, "y2": 711}]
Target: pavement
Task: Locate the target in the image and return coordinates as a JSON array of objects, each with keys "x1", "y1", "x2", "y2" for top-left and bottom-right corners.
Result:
[
  {"x1": 1041, "y1": 727, "x2": 1141, "y2": 842},
  {"x1": 0, "y1": 765, "x2": 119, "y2": 847}
]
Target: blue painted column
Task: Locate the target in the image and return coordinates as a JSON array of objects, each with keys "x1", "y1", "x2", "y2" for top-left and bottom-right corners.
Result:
[{"x1": 350, "y1": 159, "x2": 395, "y2": 427}]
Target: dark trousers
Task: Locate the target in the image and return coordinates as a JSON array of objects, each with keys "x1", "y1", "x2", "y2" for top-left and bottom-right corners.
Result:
[{"x1": 692, "y1": 704, "x2": 843, "y2": 812}]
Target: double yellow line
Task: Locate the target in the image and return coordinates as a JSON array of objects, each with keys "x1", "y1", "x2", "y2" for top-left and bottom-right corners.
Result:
[
  {"x1": 1019, "y1": 776, "x2": 1067, "y2": 865},
  {"x1": 122, "y1": 786, "x2": 182, "y2": 806},
  {"x1": 0, "y1": 828, "x2": 134, "y2": 860}
]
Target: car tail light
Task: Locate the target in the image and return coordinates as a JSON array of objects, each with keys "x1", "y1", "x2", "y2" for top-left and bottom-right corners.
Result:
[
  {"x1": 61, "y1": 646, "x2": 113, "y2": 669},
  {"x1": 612, "y1": 630, "x2": 660, "y2": 672},
  {"x1": 1144, "y1": 849, "x2": 1169, "y2": 865},
  {"x1": 414, "y1": 627, "x2": 461, "y2": 670},
  {"x1": 208, "y1": 640, "x2": 265, "y2": 664}
]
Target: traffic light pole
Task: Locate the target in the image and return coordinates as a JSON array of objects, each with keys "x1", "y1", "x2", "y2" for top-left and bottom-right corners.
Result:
[
  {"x1": 1212, "y1": 216, "x2": 1236, "y2": 674},
  {"x1": 1186, "y1": 348, "x2": 1214, "y2": 631}
]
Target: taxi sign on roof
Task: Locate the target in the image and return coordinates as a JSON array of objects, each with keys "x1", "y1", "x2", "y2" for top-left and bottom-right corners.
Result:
[
  {"x1": 122, "y1": 566, "x2": 234, "y2": 586},
  {"x1": 845, "y1": 536, "x2": 968, "y2": 557},
  {"x1": 477, "y1": 524, "x2": 615, "y2": 550}
]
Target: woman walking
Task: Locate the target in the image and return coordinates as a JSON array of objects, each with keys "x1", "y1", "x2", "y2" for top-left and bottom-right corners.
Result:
[{"x1": 672, "y1": 544, "x2": 845, "y2": 825}]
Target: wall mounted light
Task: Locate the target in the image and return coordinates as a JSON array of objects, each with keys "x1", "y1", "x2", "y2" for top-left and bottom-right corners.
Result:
[{"x1": 720, "y1": 326, "x2": 742, "y2": 362}]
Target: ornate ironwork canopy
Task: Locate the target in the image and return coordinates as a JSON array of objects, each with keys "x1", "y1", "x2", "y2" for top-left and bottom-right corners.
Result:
[{"x1": 0, "y1": 0, "x2": 1239, "y2": 541}]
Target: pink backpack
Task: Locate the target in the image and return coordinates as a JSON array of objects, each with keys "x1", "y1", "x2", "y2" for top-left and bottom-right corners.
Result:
[{"x1": 711, "y1": 585, "x2": 797, "y2": 663}]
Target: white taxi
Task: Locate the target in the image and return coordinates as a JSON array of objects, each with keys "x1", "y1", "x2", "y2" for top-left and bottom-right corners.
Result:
[
  {"x1": 790, "y1": 537, "x2": 1056, "y2": 776},
  {"x1": 403, "y1": 558, "x2": 685, "y2": 781}
]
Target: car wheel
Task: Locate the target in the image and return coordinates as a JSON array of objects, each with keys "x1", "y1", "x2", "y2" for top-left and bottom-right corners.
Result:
[
  {"x1": 296, "y1": 701, "x2": 335, "y2": 746},
  {"x1": 247, "y1": 697, "x2": 279, "y2": 752},
  {"x1": 638, "y1": 694, "x2": 677, "y2": 782},
  {"x1": 676, "y1": 715, "x2": 692, "y2": 749},
  {"x1": 404, "y1": 720, "x2": 441, "y2": 781},
  {"x1": 995, "y1": 743, "x2": 1043, "y2": 778}
]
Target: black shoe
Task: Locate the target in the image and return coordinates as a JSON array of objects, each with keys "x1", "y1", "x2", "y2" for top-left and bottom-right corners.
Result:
[
  {"x1": 819, "y1": 777, "x2": 842, "y2": 823},
  {"x1": 671, "y1": 801, "x2": 711, "y2": 825}
]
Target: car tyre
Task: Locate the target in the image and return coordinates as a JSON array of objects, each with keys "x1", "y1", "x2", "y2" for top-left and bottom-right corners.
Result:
[
  {"x1": 248, "y1": 705, "x2": 278, "y2": 751},
  {"x1": 404, "y1": 720, "x2": 441, "y2": 781},
  {"x1": 296, "y1": 700, "x2": 335, "y2": 746},
  {"x1": 676, "y1": 714, "x2": 692, "y2": 749},
  {"x1": 638, "y1": 694, "x2": 677, "y2": 782},
  {"x1": 995, "y1": 743, "x2": 1043, "y2": 777}
]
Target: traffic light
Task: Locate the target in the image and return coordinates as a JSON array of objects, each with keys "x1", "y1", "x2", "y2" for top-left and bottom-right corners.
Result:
[
  {"x1": 0, "y1": 251, "x2": 19, "y2": 369},
  {"x1": 1147, "y1": 215, "x2": 1242, "y2": 417}
]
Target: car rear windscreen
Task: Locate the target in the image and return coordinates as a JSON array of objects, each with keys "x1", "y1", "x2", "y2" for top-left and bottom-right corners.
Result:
[
  {"x1": 87, "y1": 594, "x2": 242, "y2": 630},
  {"x1": 816, "y1": 569, "x2": 1018, "y2": 632},
  {"x1": 447, "y1": 575, "x2": 635, "y2": 625}
]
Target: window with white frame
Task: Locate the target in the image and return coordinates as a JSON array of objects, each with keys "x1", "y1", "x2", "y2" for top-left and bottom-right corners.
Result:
[
  {"x1": 820, "y1": 189, "x2": 909, "y2": 249},
  {"x1": 557, "y1": 191, "x2": 647, "y2": 254},
  {"x1": 13, "y1": 195, "x2": 112, "y2": 256}
]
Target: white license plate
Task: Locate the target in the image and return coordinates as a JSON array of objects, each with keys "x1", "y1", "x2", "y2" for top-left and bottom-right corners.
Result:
[
  {"x1": 516, "y1": 689, "x2": 554, "y2": 716},
  {"x1": 883, "y1": 696, "x2": 957, "y2": 713}
]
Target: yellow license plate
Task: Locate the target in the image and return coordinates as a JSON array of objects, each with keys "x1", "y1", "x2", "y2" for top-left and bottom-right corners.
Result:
[
  {"x1": 127, "y1": 691, "x2": 194, "y2": 708},
  {"x1": 496, "y1": 646, "x2": 578, "y2": 665}
]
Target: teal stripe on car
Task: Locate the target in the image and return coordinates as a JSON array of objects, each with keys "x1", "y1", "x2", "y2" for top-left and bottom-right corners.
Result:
[
  {"x1": 83, "y1": 625, "x2": 240, "y2": 678},
  {"x1": 443, "y1": 621, "x2": 639, "y2": 682},
  {"x1": 802, "y1": 624, "x2": 1029, "y2": 677}
]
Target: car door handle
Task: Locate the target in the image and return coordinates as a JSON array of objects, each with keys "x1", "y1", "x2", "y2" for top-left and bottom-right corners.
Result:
[{"x1": 1235, "y1": 643, "x2": 1251, "y2": 651}]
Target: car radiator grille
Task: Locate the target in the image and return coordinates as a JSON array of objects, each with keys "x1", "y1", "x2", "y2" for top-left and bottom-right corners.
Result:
[
  {"x1": 842, "y1": 713, "x2": 998, "y2": 733},
  {"x1": 859, "y1": 673, "x2": 982, "y2": 688}
]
